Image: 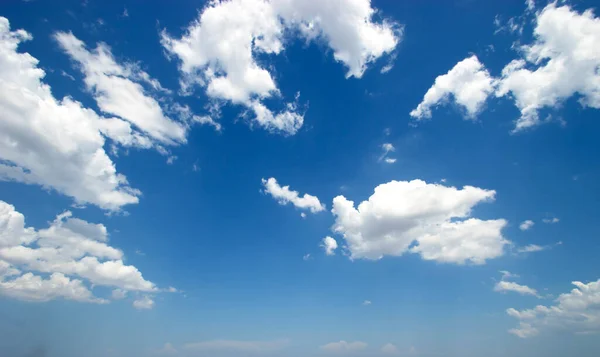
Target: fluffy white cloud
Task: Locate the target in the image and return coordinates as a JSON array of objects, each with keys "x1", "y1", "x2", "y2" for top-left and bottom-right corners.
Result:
[
  {"x1": 494, "y1": 281, "x2": 539, "y2": 297},
  {"x1": 161, "y1": 0, "x2": 399, "y2": 135},
  {"x1": 320, "y1": 341, "x2": 367, "y2": 353},
  {"x1": 507, "y1": 278, "x2": 600, "y2": 337},
  {"x1": 0, "y1": 272, "x2": 108, "y2": 303},
  {"x1": 133, "y1": 295, "x2": 154, "y2": 310},
  {"x1": 410, "y1": 55, "x2": 495, "y2": 120},
  {"x1": 321, "y1": 236, "x2": 338, "y2": 256},
  {"x1": 496, "y1": 4, "x2": 600, "y2": 131},
  {"x1": 0, "y1": 200, "x2": 157, "y2": 304},
  {"x1": 262, "y1": 177, "x2": 325, "y2": 213},
  {"x1": 519, "y1": 220, "x2": 534, "y2": 231},
  {"x1": 331, "y1": 180, "x2": 509, "y2": 264},
  {"x1": 184, "y1": 339, "x2": 289, "y2": 353},
  {"x1": 0, "y1": 17, "x2": 141, "y2": 210}
]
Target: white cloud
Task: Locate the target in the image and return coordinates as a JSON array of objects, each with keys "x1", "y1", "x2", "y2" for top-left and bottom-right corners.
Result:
[
  {"x1": 262, "y1": 177, "x2": 325, "y2": 213},
  {"x1": 331, "y1": 180, "x2": 509, "y2": 264},
  {"x1": 517, "y1": 244, "x2": 546, "y2": 253},
  {"x1": 494, "y1": 280, "x2": 539, "y2": 297},
  {"x1": 507, "y1": 278, "x2": 600, "y2": 337},
  {"x1": 362, "y1": 300, "x2": 372, "y2": 306},
  {"x1": 0, "y1": 272, "x2": 108, "y2": 304},
  {"x1": 184, "y1": 339, "x2": 289, "y2": 353},
  {"x1": 0, "y1": 17, "x2": 141, "y2": 211},
  {"x1": 133, "y1": 295, "x2": 154, "y2": 310},
  {"x1": 54, "y1": 31, "x2": 188, "y2": 145},
  {"x1": 496, "y1": 4, "x2": 600, "y2": 131},
  {"x1": 519, "y1": 220, "x2": 535, "y2": 231},
  {"x1": 500, "y1": 270, "x2": 520, "y2": 281},
  {"x1": 542, "y1": 217, "x2": 560, "y2": 224},
  {"x1": 379, "y1": 143, "x2": 396, "y2": 163},
  {"x1": 381, "y1": 343, "x2": 398, "y2": 355},
  {"x1": 320, "y1": 341, "x2": 367, "y2": 353},
  {"x1": 410, "y1": 55, "x2": 495, "y2": 120},
  {"x1": 161, "y1": 0, "x2": 399, "y2": 135},
  {"x1": 321, "y1": 236, "x2": 338, "y2": 256},
  {"x1": 303, "y1": 253, "x2": 311, "y2": 261},
  {"x1": 111, "y1": 288, "x2": 127, "y2": 300},
  {"x1": 0, "y1": 200, "x2": 157, "y2": 304}
]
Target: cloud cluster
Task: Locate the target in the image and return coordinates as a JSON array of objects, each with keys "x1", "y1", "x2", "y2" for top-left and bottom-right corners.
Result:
[
  {"x1": 411, "y1": 3, "x2": 600, "y2": 132},
  {"x1": 161, "y1": 0, "x2": 400, "y2": 135},
  {"x1": 507, "y1": 278, "x2": 600, "y2": 338},
  {"x1": 0, "y1": 18, "x2": 141, "y2": 211},
  {"x1": 330, "y1": 179, "x2": 509, "y2": 264},
  {"x1": 262, "y1": 177, "x2": 325, "y2": 213},
  {"x1": 0, "y1": 200, "x2": 156, "y2": 305}
]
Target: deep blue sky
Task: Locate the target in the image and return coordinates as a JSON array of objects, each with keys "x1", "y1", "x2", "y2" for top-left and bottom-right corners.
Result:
[{"x1": 1, "y1": 1, "x2": 600, "y2": 357}]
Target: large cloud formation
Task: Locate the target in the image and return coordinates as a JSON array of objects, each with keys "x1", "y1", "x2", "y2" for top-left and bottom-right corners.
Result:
[
  {"x1": 0, "y1": 200, "x2": 156, "y2": 305},
  {"x1": 411, "y1": 3, "x2": 600, "y2": 132},
  {"x1": 161, "y1": 0, "x2": 400, "y2": 135},
  {"x1": 330, "y1": 179, "x2": 509, "y2": 264}
]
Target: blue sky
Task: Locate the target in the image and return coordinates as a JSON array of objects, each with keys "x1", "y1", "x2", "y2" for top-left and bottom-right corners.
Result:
[{"x1": 1, "y1": 0, "x2": 600, "y2": 356}]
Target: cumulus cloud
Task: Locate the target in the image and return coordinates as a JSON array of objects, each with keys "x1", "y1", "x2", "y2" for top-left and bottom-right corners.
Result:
[
  {"x1": 507, "y1": 278, "x2": 600, "y2": 337},
  {"x1": 321, "y1": 236, "x2": 338, "y2": 256},
  {"x1": 320, "y1": 341, "x2": 367, "y2": 353},
  {"x1": 133, "y1": 295, "x2": 154, "y2": 310},
  {"x1": 262, "y1": 177, "x2": 325, "y2": 213},
  {"x1": 0, "y1": 200, "x2": 156, "y2": 304},
  {"x1": 184, "y1": 339, "x2": 289, "y2": 353},
  {"x1": 0, "y1": 272, "x2": 108, "y2": 304},
  {"x1": 519, "y1": 220, "x2": 534, "y2": 231},
  {"x1": 0, "y1": 17, "x2": 141, "y2": 210},
  {"x1": 331, "y1": 179, "x2": 509, "y2": 264},
  {"x1": 410, "y1": 55, "x2": 495, "y2": 120},
  {"x1": 161, "y1": 0, "x2": 400, "y2": 135},
  {"x1": 494, "y1": 281, "x2": 540, "y2": 297},
  {"x1": 496, "y1": 4, "x2": 600, "y2": 131}
]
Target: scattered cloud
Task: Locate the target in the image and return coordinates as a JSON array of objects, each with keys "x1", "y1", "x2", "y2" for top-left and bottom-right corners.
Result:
[
  {"x1": 133, "y1": 295, "x2": 154, "y2": 310},
  {"x1": 379, "y1": 143, "x2": 396, "y2": 163},
  {"x1": 517, "y1": 244, "x2": 546, "y2": 253},
  {"x1": 55, "y1": 31, "x2": 188, "y2": 145},
  {"x1": 507, "y1": 278, "x2": 600, "y2": 337},
  {"x1": 302, "y1": 253, "x2": 311, "y2": 261},
  {"x1": 154, "y1": 343, "x2": 177, "y2": 355},
  {"x1": 500, "y1": 270, "x2": 520, "y2": 281},
  {"x1": 519, "y1": 220, "x2": 534, "y2": 231},
  {"x1": 320, "y1": 341, "x2": 367, "y2": 353},
  {"x1": 111, "y1": 289, "x2": 127, "y2": 300},
  {"x1": 161, "y1": 0, "x2": 400, "y2": 135},
  {"x1": 0, "y1": 17, "x2": 141, "y2": 211},
  {"x1": 496, "y1": 4, "x2": 600, "y2": 131},
  {"x1": 494, "y1": 281, "x2": 540, "y2": 297},
  {"x1": 331, "y1": 179, "x2": 509, "y2": 264},
  {"x1": 362, "y1": 300, "x2": 372, "y2": 306},
  {"x1": 0, "y1": 200, "x2": 157, "y2": 304},
  {"x1": 410, "y1": 55, "x2": 495, "y2": 120},
  {"x1": 262, "y1": 177, "x2": 325, "y2": 213},
  {"x1": 321, "y1": 236, "x2": 338, "y2": 256},
  {"x1": 542, "y1": 217, "x2": 560, "y2": 224}
]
